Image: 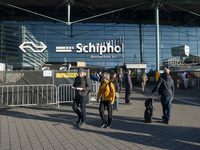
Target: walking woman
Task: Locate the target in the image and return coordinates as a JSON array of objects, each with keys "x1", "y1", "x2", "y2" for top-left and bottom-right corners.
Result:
[{"x1": 97, "y1": 72, "x2": 115, "y2": 128}]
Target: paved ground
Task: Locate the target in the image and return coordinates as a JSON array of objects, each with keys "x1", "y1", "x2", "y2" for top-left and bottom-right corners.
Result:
[{"x1": 0, "y1": 85, "x2": 200, "y2": 150}]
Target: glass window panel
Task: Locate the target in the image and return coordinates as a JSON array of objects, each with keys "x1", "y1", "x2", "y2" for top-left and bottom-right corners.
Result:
[
  {"x1": 125, "y1": 31, "x2": 139, "y2": 36},
  {"x1": 87, "y1": 62, "x2": 106, "y2": 66},
  {"x1": 125, "y1": 44, "x2": 140, "y2": 49},
  {"x1": 162, "y1": 35, "x2": 180, "y2": 40},
  {"x1": 161, "y1": 32, "x2": 179, "y2": 36},
  {"x1": 125, "y1": 48, "x2": 140, "y2": 53},
  {"x1": 161, "y1": 41, "x2": 180, "y2": 45},
  {"x1": 143, "y1": 45, "x2": 156, "y2": 49}
]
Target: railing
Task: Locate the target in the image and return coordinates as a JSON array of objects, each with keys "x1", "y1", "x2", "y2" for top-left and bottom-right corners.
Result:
[
  {"x1": 188, "y1": 78, "x2": 200, "y2": 89},
  {"x1": 192, "y1": 57, "x2": 200, "y2": 63},
  {"x1": 56, "y1": 81, "x2": 101, "y2": 107},
  {"x1": 167, "y1": 56, "x2": 189, "y2": 69},
  {"x1": 57, "y1": 84, "x2": 75, "y2": 104},
  {"x1": 0, "y1": 81, "x2": 101, "y2": 107},
  {"x1": 90, "y1": 80, "x2": 101, "y2": 101},
  {"x1": 0, "y1": 84, "x2": 57, "y2": 107}
]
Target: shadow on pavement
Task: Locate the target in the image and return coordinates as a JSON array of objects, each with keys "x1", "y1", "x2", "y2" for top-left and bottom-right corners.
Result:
[{"x1": 1, "y1": 89, "x2": 200, "y2": 150}]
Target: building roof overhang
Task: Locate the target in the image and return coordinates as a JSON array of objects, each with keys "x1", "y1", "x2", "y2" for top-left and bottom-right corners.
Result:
[{"x1": 1, "y1": 0, "x2": 200, "y2": 26}]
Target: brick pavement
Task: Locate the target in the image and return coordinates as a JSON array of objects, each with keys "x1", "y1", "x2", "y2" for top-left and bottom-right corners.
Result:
[{"x1": 0, "y1": 85, "x2": 200, "y2": 150}]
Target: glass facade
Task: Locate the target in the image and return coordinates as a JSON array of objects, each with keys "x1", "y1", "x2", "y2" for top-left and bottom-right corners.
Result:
[{"x1": 0, "y1": 21, "x2": 200, "y2": 70}]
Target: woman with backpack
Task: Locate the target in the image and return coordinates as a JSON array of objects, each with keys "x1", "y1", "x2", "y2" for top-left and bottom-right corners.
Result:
[{"x1": 97, "y1": 72, "x2": 115, "y2": 128}]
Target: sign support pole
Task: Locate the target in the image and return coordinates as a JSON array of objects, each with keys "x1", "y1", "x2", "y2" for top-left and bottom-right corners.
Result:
[{"x1": 155, "y1": 1, "x2": 160, "y2": 71}]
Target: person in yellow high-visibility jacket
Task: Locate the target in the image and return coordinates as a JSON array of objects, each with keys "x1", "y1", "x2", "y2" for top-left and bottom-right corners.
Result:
[{"x1": 97, "y1": 72, "x2": 115, "y2": 129}]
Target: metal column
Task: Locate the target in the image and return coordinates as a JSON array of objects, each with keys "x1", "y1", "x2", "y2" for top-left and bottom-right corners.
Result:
[
  {"x1": 67, "y1": 2, "x2": 71, "y2": 25},
  {"x1": 139, "y1": 23, "x2": 143, "y2": 63},
  {"x1": 155, "y1": 2, "x2": 160, "y2": 71}
]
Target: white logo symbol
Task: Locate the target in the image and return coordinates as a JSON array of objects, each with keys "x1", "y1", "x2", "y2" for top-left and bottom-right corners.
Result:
[{"x1": 19, "y1": 42, "x2": 47, "y2": 53}]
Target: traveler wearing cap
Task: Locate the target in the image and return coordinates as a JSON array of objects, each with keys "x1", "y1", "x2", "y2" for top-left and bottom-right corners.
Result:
[
  {"x1": 151, "y1": 68, "x2": 174, "y2": 124},
  {"x1": 72, "y1": 68, "x2": 91, "y2": 128}
]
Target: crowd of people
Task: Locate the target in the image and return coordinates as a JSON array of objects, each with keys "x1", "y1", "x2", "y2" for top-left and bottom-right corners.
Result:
[{"x1": 71, "y1": 68, "x2": 174, "y2": 128}]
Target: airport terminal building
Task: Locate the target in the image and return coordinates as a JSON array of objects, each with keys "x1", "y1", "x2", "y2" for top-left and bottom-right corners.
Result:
[
  {"x1": 0, "y1": 1, "x2": 200, "y2": 71},
  {"x1": 0, "y1": 0, "x2": 200, "y2": 106}
]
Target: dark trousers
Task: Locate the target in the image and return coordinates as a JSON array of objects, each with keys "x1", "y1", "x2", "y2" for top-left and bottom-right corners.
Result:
[
  {"x1": 125, "y1": 88, "x2": 132, "y2": 103},
  {"x1": 119, "y1": 82, "x2": 122, "y2": 93},
  {"x1": 72, "y1": 95, "x2": 86, "y2": 123},
  {"x1": 160, "y1": 95, "x2": 172, "y2": 122},
  {"x1": 99, "y1": 100, "x2": 113, "y2": 124}
]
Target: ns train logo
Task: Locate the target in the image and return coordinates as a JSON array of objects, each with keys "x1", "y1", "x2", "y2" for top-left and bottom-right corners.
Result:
[{"x1": 19, "y1": 42, "x2": 47, "y2": 53}]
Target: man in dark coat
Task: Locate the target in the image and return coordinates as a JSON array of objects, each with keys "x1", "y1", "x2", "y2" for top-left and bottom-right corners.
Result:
[
  {"x1": 152, "y1": 68, "x2": 174, "y2": 124},
  {"x1": 123, "y1": 69, "x2": 132, "y2": 105},
  {"x1": 72, "y1": 68, "x2": 91, "y2": 128}
]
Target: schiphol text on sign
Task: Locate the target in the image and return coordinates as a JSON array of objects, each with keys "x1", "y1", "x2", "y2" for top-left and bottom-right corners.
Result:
[
  {"x1": 76, "y1": 43, "x2": 122, "y2": 55},
  {"x1": 56, "y1": 42, "x2": 124, "y2": 56}
]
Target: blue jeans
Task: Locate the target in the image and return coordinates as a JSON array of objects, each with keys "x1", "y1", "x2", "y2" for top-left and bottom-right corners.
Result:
[
  {"x1": 160, "y1": 95, "x2": 172, "y2": 122},
  {"x1": 72, "y1": 95, "x2": 86, "y2": 123}
]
